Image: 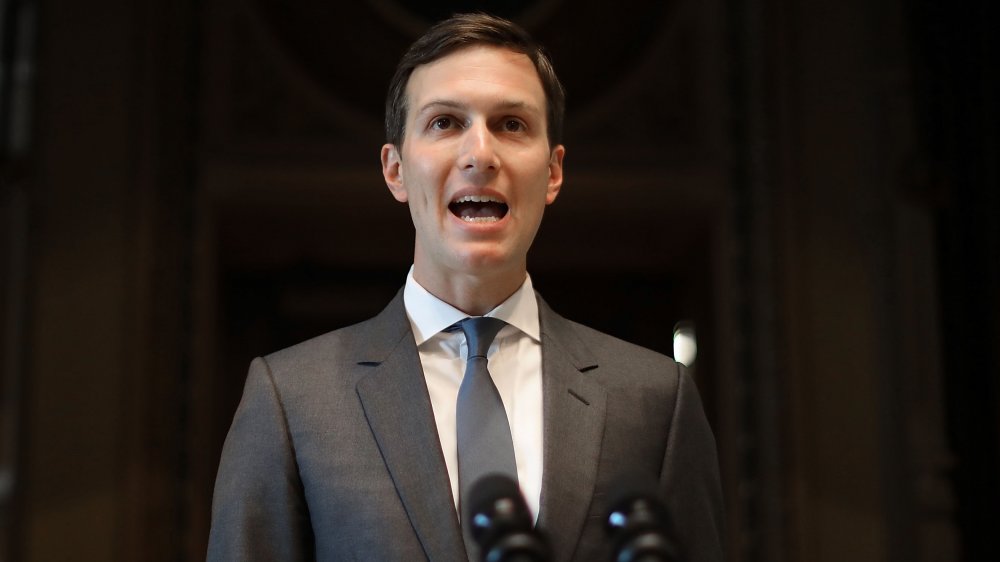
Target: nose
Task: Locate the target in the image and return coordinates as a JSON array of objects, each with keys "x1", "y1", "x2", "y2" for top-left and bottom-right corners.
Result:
[{"x1": 457, "y1": 121, "x2": 499, "y2": 173}]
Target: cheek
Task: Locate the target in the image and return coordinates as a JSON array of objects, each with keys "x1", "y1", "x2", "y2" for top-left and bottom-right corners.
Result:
[{"x1": 407, "y1": 158, "x2": 450, "y2": 201}]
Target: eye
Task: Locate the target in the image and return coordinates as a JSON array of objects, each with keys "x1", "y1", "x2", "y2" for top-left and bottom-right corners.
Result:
[
  {"x1": 430, "y1": 116, "x2": 457, "y2": 130},
  {"x1": 502, "y1": 119, "x2": 526, "y2": 133}
]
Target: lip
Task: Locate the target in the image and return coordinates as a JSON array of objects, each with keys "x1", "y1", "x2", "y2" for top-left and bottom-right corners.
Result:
[{"x1": 447, "y1": 187, "x2": 510, "y2": 230}]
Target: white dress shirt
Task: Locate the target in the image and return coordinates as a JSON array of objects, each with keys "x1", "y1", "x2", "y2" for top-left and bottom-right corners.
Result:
[{"x1": 403, "y1": 268, "x2": 544, "y2": 521}]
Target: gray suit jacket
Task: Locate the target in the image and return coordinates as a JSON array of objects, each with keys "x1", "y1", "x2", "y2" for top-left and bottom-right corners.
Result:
[{"x1": 208, "y1": 291, "x2": 724, "y2": 561}]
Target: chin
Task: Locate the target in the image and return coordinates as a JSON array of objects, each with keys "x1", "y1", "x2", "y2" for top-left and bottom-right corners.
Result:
[{"x1": 450, "y1": 246, "x2": 521, "y2": 275}]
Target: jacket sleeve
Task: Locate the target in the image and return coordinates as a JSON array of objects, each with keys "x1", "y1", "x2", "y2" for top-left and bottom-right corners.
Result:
[
  {"x1": 207, "y1": 357, "x2": 315, "y2": 561},
  {"x1": 659, "y1": 364, "x2": 726, "y2": 562}
]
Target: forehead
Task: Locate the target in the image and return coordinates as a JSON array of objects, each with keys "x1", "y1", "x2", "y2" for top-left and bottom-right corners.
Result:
[{"x1": 405, "y1": 45, "x2": 546, "y2": 115}]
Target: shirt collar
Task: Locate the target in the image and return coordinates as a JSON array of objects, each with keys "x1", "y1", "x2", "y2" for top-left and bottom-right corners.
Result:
[{"x1": 403, "y1": 266, "x2": 541, "y2": 346}]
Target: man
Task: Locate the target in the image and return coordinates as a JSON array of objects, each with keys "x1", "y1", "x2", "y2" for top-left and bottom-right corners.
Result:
[{"x1": 209, "y1": 13, "x2": 724, "y2": 562}]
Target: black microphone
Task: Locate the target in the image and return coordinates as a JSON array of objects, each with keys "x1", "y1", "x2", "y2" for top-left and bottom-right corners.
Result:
[
  {"x1": 605, "y1": 474, "x2": 677, "y2": 562},
  {"x1": 467, "y1": 474, "x2": 550, "y2": 562}
]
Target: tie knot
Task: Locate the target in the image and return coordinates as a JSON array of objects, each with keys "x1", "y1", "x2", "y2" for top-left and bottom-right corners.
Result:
[{"x1": 459, "y1": 317, "x2": 507, "y2": 359}]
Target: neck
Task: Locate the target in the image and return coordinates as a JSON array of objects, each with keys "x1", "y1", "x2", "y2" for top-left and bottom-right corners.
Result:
[{"x1": 413, "y1": 263, "x2": 526, "y2": 316}]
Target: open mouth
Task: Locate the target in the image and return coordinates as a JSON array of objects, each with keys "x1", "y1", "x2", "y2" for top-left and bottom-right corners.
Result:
[{"x1": 448, "y1": 194, "x2": 509, "y2": 223}]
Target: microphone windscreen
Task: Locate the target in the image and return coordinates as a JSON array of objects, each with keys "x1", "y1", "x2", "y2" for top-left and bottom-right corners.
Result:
[
  {"x1": 468, "y1": 473, "x2": 524, "y2": 518},
  {"x1": 607, "y1": 471, "x2": 662, "y2": 515},
  {"x1": 605, "y1": 472, "x2": 676, "y2": 562}
]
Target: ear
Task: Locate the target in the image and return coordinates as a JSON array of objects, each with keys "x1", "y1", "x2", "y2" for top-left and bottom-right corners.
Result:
[
  {"x1": 381, "y1": 143, "x2": 407, "y2": 202},
  {"x1": 545, "y1": 144, "x2": 565, "y2": 205}
]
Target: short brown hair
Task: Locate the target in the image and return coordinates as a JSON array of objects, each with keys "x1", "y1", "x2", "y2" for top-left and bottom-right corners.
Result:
[{"x1": 384, "y1": 13, "x2": 565, "y2": 149}]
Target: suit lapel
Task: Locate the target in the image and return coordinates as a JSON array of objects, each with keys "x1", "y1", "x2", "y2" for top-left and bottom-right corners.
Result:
[
  {"x1": 536, "y1": 298, "x2": 607, "y2": 562},
  {"x1": 354, "y1": 292, "x2": 466, "y2": 562}
]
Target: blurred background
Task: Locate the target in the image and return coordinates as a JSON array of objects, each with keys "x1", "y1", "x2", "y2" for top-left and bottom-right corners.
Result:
[{"x1": 1, "y1": 0, "x2": 996, "y2": 560}]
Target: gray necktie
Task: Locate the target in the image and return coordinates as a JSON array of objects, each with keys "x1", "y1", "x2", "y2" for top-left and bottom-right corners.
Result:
[{"x1": 455, "y1": 317, "x2": 518, "y2": 548}]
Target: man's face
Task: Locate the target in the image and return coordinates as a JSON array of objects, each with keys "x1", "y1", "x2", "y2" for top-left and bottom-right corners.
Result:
[{"x1": 381, "y1": 45, "x2": 565, "y2": 289}]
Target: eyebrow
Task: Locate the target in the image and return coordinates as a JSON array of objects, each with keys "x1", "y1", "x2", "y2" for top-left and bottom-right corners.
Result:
[{"x1": 415, "y1": 99, "x2": 540, "y2": 116}]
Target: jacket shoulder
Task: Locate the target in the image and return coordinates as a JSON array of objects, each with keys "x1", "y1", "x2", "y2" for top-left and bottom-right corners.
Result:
[
  {"x1": 538, "y1": 296, "x2": 683, "y2": 396},
  {"x1": 566, "y1": 319, "x2": 673, "y2": 366},
  {"x1": 262, "y1": 289, "x2": 411, "y2": 373}
]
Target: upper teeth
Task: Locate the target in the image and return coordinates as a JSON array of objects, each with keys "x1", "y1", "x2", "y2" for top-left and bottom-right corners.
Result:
[{"x1": 454, "y1": 195, "x2": 503, "y2": 204}]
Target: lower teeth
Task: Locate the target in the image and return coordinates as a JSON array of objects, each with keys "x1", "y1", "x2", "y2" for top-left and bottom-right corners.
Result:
[{"x1": 461, "y1": 216, "x2": 500, "y2": 223}]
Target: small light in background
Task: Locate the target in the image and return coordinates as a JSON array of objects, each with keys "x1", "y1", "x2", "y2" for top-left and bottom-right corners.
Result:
[{"x1": 672, "y1": 321, "x2": 697, "y2": 367}]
